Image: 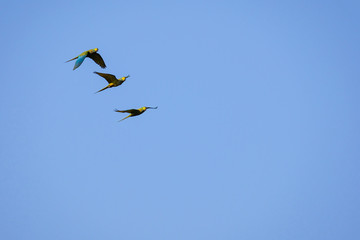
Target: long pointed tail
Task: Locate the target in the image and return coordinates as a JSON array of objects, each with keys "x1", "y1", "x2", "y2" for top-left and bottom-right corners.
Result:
[
  {"x1": 119, "y1": 114, "x2": 132, "y2": 122},
  {"x1": 95, "y1": 85, "x2": 110, "y2": 93},
  {"x1": 65, "y1": 56, "x2": 78, "y2": 63}
]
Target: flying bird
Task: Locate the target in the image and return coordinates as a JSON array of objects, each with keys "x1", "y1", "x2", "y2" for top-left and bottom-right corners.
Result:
[
  {"x1": 94, "y1": 72, "x2": 130, "y2": 93},
  {"x1": 114, "y1": 106, "x2": 158, "y2": 122},
  {"x1": 66, "y1": 48, "x2": 106, "y2": 70}
]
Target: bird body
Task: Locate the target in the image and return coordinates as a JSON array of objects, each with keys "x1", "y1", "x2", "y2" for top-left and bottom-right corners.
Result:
[
  {"x1": 94, "y1": 72, "x2": 130, "y2": 93},
  {"x1": 114, "y1": 106, "x2": 158, "y2": 121},
  {"x1": 66, "y1": 48, "x2": 106, "y2": 70}
]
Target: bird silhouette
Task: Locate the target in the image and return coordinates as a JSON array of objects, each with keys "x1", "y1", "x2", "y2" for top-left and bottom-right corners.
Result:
[
  {"x1": 66, "y1": 48, "x2": 106, "y2": 70},
  {"x1": 94, "y1": 72, "x2": 130, "y2": 93},
  {"x1": 114, "y1": 106, "x2": 158, "y2": 121}
]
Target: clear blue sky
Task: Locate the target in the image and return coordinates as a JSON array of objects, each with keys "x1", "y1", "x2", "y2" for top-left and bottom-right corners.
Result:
[{"x1": 1, "y1": 0, "x2": 360, "y2": 239}]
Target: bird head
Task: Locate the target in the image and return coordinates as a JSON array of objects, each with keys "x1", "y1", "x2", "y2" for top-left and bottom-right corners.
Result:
[
  {"x1": 121, "y1": 75, "x2": 130, "y2": 81},
  {"x1": 94, "y1": 48, "x2": 99, "y2": 52}
]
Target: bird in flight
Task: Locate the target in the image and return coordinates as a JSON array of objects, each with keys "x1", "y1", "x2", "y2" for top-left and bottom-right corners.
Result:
[
  {"x1": 114, "y1": 106, "x2": 158, "y2": 122},
  {"x1": 66, "y1": 48, "x2": 106, "y2": 70},
  {"x1": 93, "y1": 72, "x2": 130, "y2": 93}
]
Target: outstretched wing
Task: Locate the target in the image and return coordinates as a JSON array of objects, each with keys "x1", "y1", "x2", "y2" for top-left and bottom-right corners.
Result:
[
  {"x1": 114, "y1": 109, "x2": 140, "y2": 114},
  {"x1": 73, "y1": 55, "x2": 87, "y2": 70},
  {"x1": 94, "y1": 72, "x2": 117, "y2": 83},
  {"x1": 88, "y1": 52, "x2": 106, "y2": 68}
]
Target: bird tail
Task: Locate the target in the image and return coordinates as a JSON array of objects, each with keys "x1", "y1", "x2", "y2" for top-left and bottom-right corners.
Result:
[
  {"x1": 95, "y1": 85, "x2": 110, "y2": 93},
  {"x1": 119, "y1": 115, "x2": 132, "y2": 122},
  {"x1": 65, "y1": 56, "x2": 78, "y2": 63}
]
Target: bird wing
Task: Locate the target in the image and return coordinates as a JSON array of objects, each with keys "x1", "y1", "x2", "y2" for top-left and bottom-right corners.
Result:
[
  {"x1": 73, "y1": 55, "x2": 87, "y2": 70},
  {"x1": 114, "y1": 109, "x2": 140, "y2": 114},
  {"x1": 93, "y1": 72, "x2": 117, "y2": 83},
  {"x1": 88, "y1": 52, "x2": 106, "y2": 68}
]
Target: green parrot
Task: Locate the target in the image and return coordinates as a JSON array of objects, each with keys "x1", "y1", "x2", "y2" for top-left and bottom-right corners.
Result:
[
  {"x1": 94, "y1": 72, "x2": 130, "y2": 93},
  {"x1": 66, "y1": 48, "x2": 106, "y2": 70},
  {"x1": 114, "y1": 106, "x2": 158, "y2": 122}
]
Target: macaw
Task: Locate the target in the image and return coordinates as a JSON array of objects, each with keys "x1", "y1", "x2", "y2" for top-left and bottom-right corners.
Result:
[
  {"x1": 66, "y1": 48, "x2": 106, "y2": 70},
  {"x1": 94, "y1": 72, "x2": 130, "y2": 93},
  {"x1": 114, "y1": 107, "x2": 158, "y2": 122}
]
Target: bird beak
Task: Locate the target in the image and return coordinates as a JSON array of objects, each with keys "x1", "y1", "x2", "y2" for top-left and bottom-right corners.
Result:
[{"x1": 146, "y1": 106, "x2": 158, "y2": 109}]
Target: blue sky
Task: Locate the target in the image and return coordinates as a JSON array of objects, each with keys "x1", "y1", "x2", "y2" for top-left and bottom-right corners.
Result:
[{"x1": 1, "y1": 0, "x2": 360, "y2": 239}]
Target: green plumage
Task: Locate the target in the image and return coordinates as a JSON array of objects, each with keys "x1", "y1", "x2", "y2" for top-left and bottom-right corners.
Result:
[
  {"x1": 114, "y1": 107, "x2": 158, "y2": 121},
  {"x1": 66, "y1": 48, "x2": 106, "y2": 70},
  {"x1": 94, "y1": 72, "x2": 130, "y2": 93}
]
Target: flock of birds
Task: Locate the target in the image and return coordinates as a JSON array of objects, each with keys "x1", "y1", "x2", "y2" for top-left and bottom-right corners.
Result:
[{"x1": 66, "y1": 48, "x2": 158, "y2": 122}]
